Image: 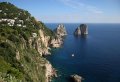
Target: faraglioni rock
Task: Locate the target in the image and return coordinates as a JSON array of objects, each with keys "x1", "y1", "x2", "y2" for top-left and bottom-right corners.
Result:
[
  {"x1": 70, "y1": 74, "x2": 83, "y2": 82},
  {"x1": 74, "y1": 24, "x2": 88, "y2": 35},
  {"x1": 51, "y1": 24, "x2": 67, "y2": 47},
  {"x1": 74, "y1": 27, "x2": 81, "y2": 35},
  {"x1": 80, "y1": 24, "x2": 88, "y2": 35},
  {"x1": 54, "y1": 24, "x2": 67, "y2": 36}
]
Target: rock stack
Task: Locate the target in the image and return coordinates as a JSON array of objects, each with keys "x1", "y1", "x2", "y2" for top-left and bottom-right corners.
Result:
[
  {"x1": 50, "y1": 24, "x2": 67, "y2": 48},
  {"x1": 54, "y1": 24, "x2": 67, "y2": 36},
  {"x1": 70, "y1": 74, "x2": 83, "y2": 82},
  {"x1": 80, "y1": 24, "x2": 88, "y2": 35},
  {"x1": 74, "y1": 27, "x2": 81, "y2": 35},
  {"x1": 74, "y1": 24, "x2": 88, "y2": 36}
]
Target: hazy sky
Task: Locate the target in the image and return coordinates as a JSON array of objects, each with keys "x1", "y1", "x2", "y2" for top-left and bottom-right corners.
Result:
[{"x1": 1, "y1": 0, "x2": 120, "y2": 23}]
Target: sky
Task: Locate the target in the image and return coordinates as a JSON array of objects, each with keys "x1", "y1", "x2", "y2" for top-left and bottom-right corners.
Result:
[{"x1": 0, "y1": 0, "x2": 120, "y2": 23}]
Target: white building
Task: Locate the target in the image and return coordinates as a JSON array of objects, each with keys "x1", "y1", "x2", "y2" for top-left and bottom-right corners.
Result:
[
  {"x1": 19, "y1": 20, "x2": 24, "y2": 24},
  {"x1": 23, "y1": 25, "x2": 26, "y2": 28},
  {"x1": 17, "y1": 24, "x2": 22, "y2": 27}
]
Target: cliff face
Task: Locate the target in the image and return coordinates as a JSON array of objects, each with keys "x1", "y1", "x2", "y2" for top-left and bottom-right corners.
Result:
[
  {"x1": 28, "y1": 29, "x2": 63, "y2": 55},
  {"x1": 45, "y1": 61, "x2": 57, "y2": 82},
  {"x1": 74, "y1": 24, "x2": 88, "y2": 36},
  {"x1": 0, "y1": 2, "x2": 57, "y2": 82},
  {"x1": 34, "y1": 29, "x2": 51, "y2": 55},
  {"x1": 50, "y1": 35, "x2": 63, "y2": 48},
  {"x1": 27, "y1": 29, "x2": 58, "y2": 82}
]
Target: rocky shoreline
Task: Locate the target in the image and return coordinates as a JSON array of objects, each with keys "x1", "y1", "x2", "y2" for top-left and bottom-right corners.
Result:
[
  {"x1": 41, "y1": 24, "x2": 67, "y2": 82},
  {"x1": 40, "y1": 23, "x2": 88, "y2": 82},
  {"x1": 45, "y1": 61, "x2": 57, "y2": 82},
  {"x1": 47, "y1": 24, "x2": 88, "y2": 82}
]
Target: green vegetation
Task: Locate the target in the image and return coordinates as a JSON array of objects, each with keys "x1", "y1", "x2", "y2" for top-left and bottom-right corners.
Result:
[{"x1": 0, "y1": 2, "x2": 55, "y2": 82}]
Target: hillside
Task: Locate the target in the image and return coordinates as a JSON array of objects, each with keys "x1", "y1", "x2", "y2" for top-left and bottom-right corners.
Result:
[{"x1": 0, "y1": 2, "x2": 58, "y2": 82}]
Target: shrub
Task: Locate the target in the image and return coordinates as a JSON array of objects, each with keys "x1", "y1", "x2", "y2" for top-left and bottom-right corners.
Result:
[
  {"x1": 0, "y1": 42, "x2": 10, "y2": 48},
  {"x1": 24, "y1": 56, "x2": 31, "y2": 63},
  {"x1": 8, "y1": 34, "x2": 20, "y2": 43},
  {"x1": 7, "y1": 67, "x2": 23, "y2": 79},
  {"x1": 0, "y1": 56, "x2": 11, "y2": 73}
]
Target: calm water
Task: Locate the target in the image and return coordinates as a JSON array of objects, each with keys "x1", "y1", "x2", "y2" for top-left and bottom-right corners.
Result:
[{"x1": 46, "y1": 23, "x2": 120, "y2": 82}]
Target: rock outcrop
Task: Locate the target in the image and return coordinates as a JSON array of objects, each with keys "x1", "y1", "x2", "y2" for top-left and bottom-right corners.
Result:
[
  {"x1": 26, "y1": 28, "x2": 64, "y2": 81},
  {"x1": 15, "y1": 50, "x2": 20, "y2": 61},
  {"x1": 50, "y1": 35, "x2": 63, "y2": 48},
  {"x1": 45, "y1": 61, "x2": 57, "y2": 82},
  {"x1": 70, "y1": 74, "x2": 83, "y2": 82},
  {"x1": 74, "y1": 27, "x2": 81, "y2": 35},
  {"x1": 74, "y1": 24, "x2": 88, "y2": 36},
  {"x1": 28, "y1": 29, "x2": 64, "y2": 55},
  {"x1": 51, "y1": 24, "x2": 67, "y2": 48},
  {"x1": 80, "y1": 24, "x2": 88, "y2": 35},
  {"x1": 35, "y1": 29, "x2": 51, "y2": 55},
  {"x1": 54, "y1": 24, "x2": 67, "y2": 37}
]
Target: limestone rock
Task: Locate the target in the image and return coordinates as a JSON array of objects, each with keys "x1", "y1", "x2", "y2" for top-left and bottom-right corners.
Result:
[
  {"x1": 54, "y1": 24, "x2": 67, "y2": 36},
  {"x1": 70, "y1": 74, "x2": 83, "y2": 82},
  {"x1": 80, "y1": 24, "x2": 88, "y2": 35},
  {"x1": 74, "y1": 27, "x2": 81, "y2": 35},
  {"x1": 16, "y1": 50, "x2": 20, "y2": 61},
  {"x1": 50, "y1": 36, "x2": 63, "y2": 48},
  {"x1": 45, "y1": 61, "x2": 57, "y2": 82},
  {"x1": 35, "y1": 29, "x2": 51, "y2": 55},
  {"x1": 74, "y1": 24, "x2": 88, "y2": 36},
  {"x1": 51, "y1": 24, "x2": 67, "y2": 48}
]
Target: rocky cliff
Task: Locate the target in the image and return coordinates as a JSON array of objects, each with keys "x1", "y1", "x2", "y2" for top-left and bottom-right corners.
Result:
[
  {"x1": 74, "y1": 24, "x2": 88, "y2": 36},
  {"x1": 0, "y1": 2, "x2": 58, "y2": 82},
  {"x1": 28, "y1": 29, "x2": 51, "y2": 55}
]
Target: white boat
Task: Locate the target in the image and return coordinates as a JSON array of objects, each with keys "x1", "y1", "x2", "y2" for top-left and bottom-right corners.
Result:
[{"x1": 72, "y1": 54, "x2": 74, "y2": 57}]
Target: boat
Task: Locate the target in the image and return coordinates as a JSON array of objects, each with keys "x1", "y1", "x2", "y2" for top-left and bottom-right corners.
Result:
[{"x1": 72, "y1": 54, "x2": 74, "y2": 57}]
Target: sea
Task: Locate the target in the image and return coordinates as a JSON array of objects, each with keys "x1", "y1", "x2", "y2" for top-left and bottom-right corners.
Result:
[{"x1": 45, "y1": 23, "x2": 120, "y2": 82}]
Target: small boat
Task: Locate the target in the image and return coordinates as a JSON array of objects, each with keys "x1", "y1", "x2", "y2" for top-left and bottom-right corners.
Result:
[{"x1": 72, "y1": 54, "x2": 74, "y2": 57}]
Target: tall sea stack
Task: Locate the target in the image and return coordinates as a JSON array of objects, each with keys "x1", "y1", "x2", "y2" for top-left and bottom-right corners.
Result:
[
  {"x1": 54, "y1": 24, "x2": 67, "y2": 36},
  {"x1": 50, "y1": 24, "x2": 67, "y2": 48},
  {"x1": 80, "y1": 24, "x2": 88, "y2": 35},
  {"x1": 74, "y1": 24, "x2": 88, "y2": 36},
  {"x1": 74, "y1": 27, "x2": 81, "y2": 35}
]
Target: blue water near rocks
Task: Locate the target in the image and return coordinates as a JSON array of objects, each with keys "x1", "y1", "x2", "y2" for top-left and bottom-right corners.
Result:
[{"x1": 45, "y1": 23, "x2": 120, "y2": 82}]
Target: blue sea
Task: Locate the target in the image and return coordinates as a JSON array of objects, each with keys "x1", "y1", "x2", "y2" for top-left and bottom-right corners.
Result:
[{"x1": 45, "y1": 23, "x2": 120, "y2": 82}]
